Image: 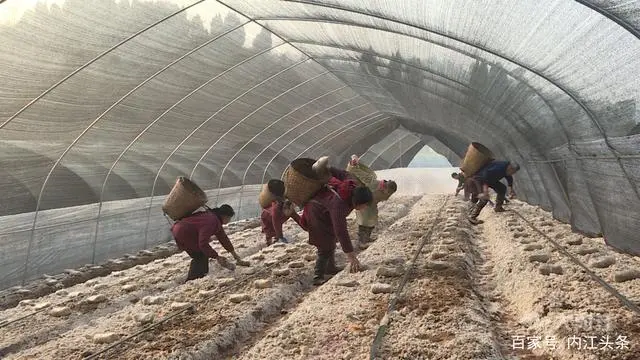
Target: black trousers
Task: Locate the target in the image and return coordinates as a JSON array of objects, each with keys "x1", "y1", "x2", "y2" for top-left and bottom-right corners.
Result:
[
  {"x1": 470, "y1": 181, "x2": 507, "y2": 218},
  {"x1": 186, "y1": 250, "x2": 209, "y2": 281},
  {"x1": 491, "y1": 181, "x2": 507, "y2": 206},
  {"x1": 314, "y1": 247, "x2": 338, "y2": 278}
]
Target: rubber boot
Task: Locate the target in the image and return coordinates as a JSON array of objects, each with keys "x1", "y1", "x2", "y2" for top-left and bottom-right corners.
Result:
[
  {"x1": 326, "y1": 250, "x2": 343, "y2": 275},
  {"x1": 363, "y1": 226, "x2": 375, "y2": 243},
  {"x1": 357, "y1": 226, "x2": 371, "y2": 250},
  {"x1": 468, "y1": 199, "x2": 488, "y2": 225},
  {"x1": 494, "y1": 194, "x2": 506, "y2": 213},
  {"x1": 313, "y1": 253, "x2": 329, "y2": 286}
]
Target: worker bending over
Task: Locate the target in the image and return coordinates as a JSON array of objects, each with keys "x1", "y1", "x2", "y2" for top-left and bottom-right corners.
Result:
[
  {"x1": 171, "y1": 205, "x2": 249, "y2": 281},
  {"x1": 287, "y1": 166, "x2": 372, "y2": 285},
  {"x1": 468, "y1": 161, "x2": 520, "y2": 225},
  {"x1": 261, "y1": 179, "x2": 298, "y2": 245}
]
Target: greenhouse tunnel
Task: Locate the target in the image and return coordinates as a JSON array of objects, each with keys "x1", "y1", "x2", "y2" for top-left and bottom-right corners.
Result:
[{"x1": 0, "y1": 0, "x2": 639, "y2": 290}]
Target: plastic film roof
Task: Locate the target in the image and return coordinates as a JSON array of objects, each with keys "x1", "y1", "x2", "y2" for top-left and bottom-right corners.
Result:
[{"x1": 0, "y1": 0, "x2": 639, "y2": 288}]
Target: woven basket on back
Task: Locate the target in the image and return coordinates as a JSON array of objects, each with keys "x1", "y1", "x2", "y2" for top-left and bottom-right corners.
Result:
[
  {"x1": 460, "y1": 142, "x2": 495, "y2": 177},
  {"x1": 282, "y1": 158, "x2": 325, "y2": 206},
  {"x1": 258, "y1": 183, "x2": 276, "y2": 209},
  {"x1": 162, "y1": 177, "x2": 208, "y2": 221},
  {"x1": 346, "y1": 162, "x2": 377, "y2": 188}
]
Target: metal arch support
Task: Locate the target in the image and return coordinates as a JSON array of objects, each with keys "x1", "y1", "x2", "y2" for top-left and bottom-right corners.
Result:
[
  {"x1": 190, "y1": 70, "x2": 331, "y2": 186},
  {"x1": 318, "y1": 56, "x2": 542, "y2": 148},
  {"x1": 320, "y1": 116, "x2": 393, "y2": 161},
  {"x1": 231, "y1": 85, "x2": 348, "y2": 179},
  {"x1": 202, "y1": 70, "x2": 332, "y2": 203},
  {"x1": 334, "y1": 69, "x2": 545, "y2": 203},
  {"x1": 573, "y1": 0, "x2": 640, "y2": 40},
  {"x1": 269, "y1": 1, "x2": 597, "y2": 128},
  {"x1": 244, "y1": 94, "x2": 363, "y2": 182},
  {"x1": 382, "y1": 140, "x2": 423, "y2": 169},
  {"x1": 265, "y1": 105, "x2": 378, "y2": 181},
  {"x1": 329, "y1": 69, "x2": 538, "y2": 156},
  {"x1": 359, "y1": 132, "x2": 412, "y2": 169},
  {"x1": 21, "y1": 21, "x2": 251, "y2": 281},
  {"x1": 235, "y1": 93, "x2": 363, "y2": 215},
  {"x1": 89, "y1": 43, "x2": 283, "y2": 264},
  {"x1": 289, "y1": 115, "x2": 390, "y2": 176},
  {"x1": 256, "y1": 5, "x2": 640, "y2": 204},
  {"x1": 257, "y1": 19, "x2": 575, "y2": 149},
  {"x1": 142, "y1": 58, "x2": 312, "y2": 244},
  {"x1": 241, "y1": 106, "x2": 381, "y2": 217},
  {"x1": 331, "y1": 67, "x2": 546, "y2": 177},
  {"x1": 303, "y1": 39, "x2": 572, "y2": 146},
  {"x1": 241, "y1": 86, "x2": 382, "y2": 186},
  {"x1": 1, "y1": 0, "x2": 207, "y2": 129},
  {"x1": 315, "y1": 49, "x2": 570, "y2": 204},
  {"x1": 228, "y1": 86, "x2": 349, "y2": 212},
  {"x1": 245, "y1": 110, "x2": 388, "y2": 217},
  {"x1": 296, "y1": 114, "x2": 391, "y2": 163},
  {"x1": 389, "y1": 141, "x2": 424, "y2": 169},
  {"x1": 368, "y1": 132, "x2": 420, "y2": 169},
  {"x1": 215, "y1": 0, "x2": 384, "y2": 114}
]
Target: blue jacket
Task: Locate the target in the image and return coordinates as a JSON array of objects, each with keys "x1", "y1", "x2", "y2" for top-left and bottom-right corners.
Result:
[{"x1": 477, "y1": 160, "x2": 513, "y2": 186}]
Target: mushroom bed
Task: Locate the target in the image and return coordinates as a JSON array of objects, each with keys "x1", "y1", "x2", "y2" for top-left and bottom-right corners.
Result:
[{"x1": 1, "y1": 195, "x2": 639, "y2": 360}]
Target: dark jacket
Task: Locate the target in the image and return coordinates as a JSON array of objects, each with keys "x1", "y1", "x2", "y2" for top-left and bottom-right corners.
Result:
[
  {"x1": 171, "y1": 211, "x2": 234, "y2": 259},
  {"x1": 477, "y1": 160, "x2": 513, "y2": 186},
  {"x1": 295, "y1": 167, "x2": 358, "y2": 253}
]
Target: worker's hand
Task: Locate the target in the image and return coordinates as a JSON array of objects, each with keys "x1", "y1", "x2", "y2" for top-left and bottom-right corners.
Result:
[
  {"x1": 509, "y1": 190, "x2": 516, "y2": 199},
  {"x1": 346, "y1": 252, "x2": 361, "y2": 273},
  {"x1": 478, "y1": 192, "x2": 489, "y2": 201},
  {"x1": 217, "y1": 256, "x2": 236, "y2": 271},
  {"x1": 230, "y1": 251, "x2": 249, "y2": 266}
]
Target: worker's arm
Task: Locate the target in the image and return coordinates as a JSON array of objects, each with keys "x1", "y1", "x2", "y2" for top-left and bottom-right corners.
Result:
[
  {"x1": 330, "y1": 200, "x2": 361, "y2": 272},
  {"x1": 214, "y1": 227, "x2": 235, "y2": 254},
  {"x1": 505, "y1": 175, "x2": 516, "y2": 197},
  {"x1": 330, "y1": 201, "x2": 354, "y2": 254},
  {"x1": 214, "y1": 226, "x2": 249, "y2": 266},
  {"x1": 505, "y1": 175, "x2": 514, "y2": 187}
]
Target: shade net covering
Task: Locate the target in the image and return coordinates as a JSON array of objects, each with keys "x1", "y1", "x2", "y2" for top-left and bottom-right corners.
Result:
[{"x1": 0, "y1": 0, "x2": 638, "y2": 289}]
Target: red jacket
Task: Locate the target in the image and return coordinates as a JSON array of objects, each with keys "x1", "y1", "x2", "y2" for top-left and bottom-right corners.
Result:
[
  {"x1": 297, "y1": 168, "x2": 358, "y2": 253},
  {"x1": 170, "y1": 211, "x2": 234, "y2": 259},
  {"x1": 261, "y1": 200, "x2": 294, "y2": 239}
]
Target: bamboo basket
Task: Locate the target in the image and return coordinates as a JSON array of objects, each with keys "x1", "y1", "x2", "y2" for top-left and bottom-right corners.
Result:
[
  {"x1": 282, "y1": 158, "x2": 325, "y2": 206},
  {"x1": 460, "y1": 142, "x2": 495, "y2": 177},
  {"x1": 346, "y1": 162, "x2": 377, "y2": 188},
  {"x1": 162, "y1": 177, "x2": 208, "y2": 221},
  {"x1": 258, "y1": 179, "x2": 284, "y2": 209},
  {"x1": 258, "y1": 183, "x2": 276, "y2": 209}
]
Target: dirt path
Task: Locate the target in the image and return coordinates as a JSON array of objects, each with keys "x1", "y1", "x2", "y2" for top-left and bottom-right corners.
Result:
[
  {"x1": 231, "y1": 194, "x2": 443, "y2": 360},
  {"x1": 2, "y1": 195, "x2": 639, "y2": 360},
  {"x1": 475, "y1": 200, "x2": 640, "y2": 360},
  {"x1": 1, "y1": 196, "x2": 418, "y2": 360}
]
